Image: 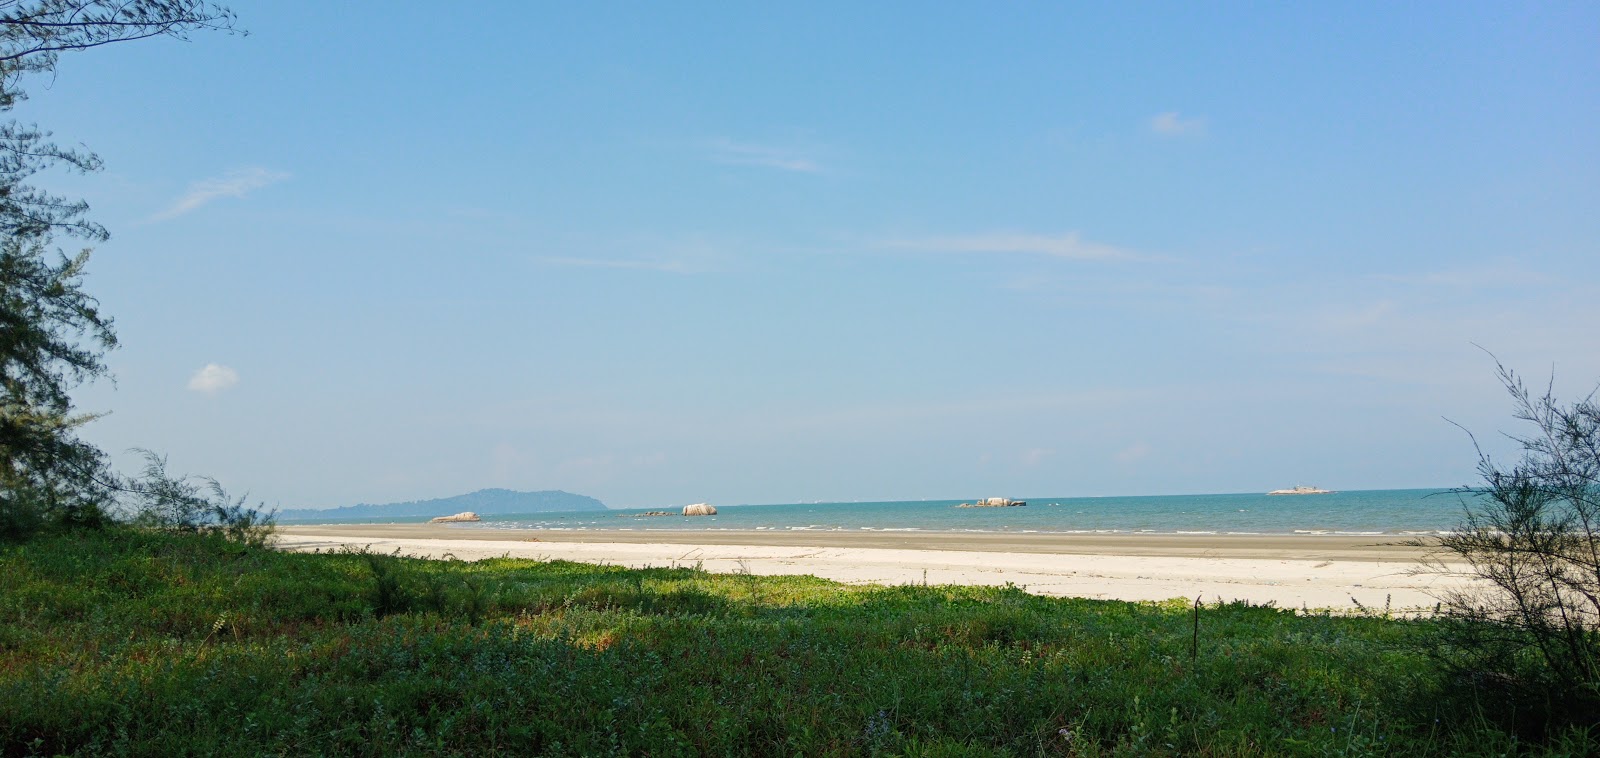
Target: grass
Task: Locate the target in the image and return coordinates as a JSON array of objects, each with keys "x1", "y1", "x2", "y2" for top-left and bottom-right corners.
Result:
[{"x1": 0, "y1": 529, "x2": 1594, "y2": 756}]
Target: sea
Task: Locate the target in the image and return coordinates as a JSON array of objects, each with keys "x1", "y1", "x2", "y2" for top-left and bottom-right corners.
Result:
[{"x1": 312, "y1": 488, "x2": 1472, "y2": 536}]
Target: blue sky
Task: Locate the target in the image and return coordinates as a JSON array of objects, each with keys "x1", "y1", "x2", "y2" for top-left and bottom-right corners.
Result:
[{"x1": 24, "y1": 2, "x2": 1600, "y2": 508}]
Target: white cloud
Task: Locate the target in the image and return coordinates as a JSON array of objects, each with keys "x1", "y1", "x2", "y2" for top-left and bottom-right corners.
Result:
[
  {"x1": 707, "y1": 138, "x2": 824, "y2": 173},
  {"x1": 882, "y1": 232, "x2": 1145, "y2": 262},
  {"x1": 187, "y1": 363, "x2": 239, "y2": 394},
  {"x1": 153, "y1": 167, "x2": 289, "y2": 221},
  {"x1": 1149, "y1": 111, "x2": 1207, "y2": 137}
]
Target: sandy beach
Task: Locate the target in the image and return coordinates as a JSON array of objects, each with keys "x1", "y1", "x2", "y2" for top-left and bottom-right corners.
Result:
[{"x1": 278, "y1": 524, "x2": 1470, "y2": 611}]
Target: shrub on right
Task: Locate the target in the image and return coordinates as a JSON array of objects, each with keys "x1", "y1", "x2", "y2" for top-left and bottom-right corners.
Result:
[{"x1": 1427, "y1": 361, "x2": 1600, "y2": 730}]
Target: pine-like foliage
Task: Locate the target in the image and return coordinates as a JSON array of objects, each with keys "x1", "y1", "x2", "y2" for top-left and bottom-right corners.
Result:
[
  {"x1": 0, "y1": 2, "x2": 239, "y2": 536},
  {"x1": 0, "y1": 238, "x2": 113, "y2": 533},
  {"x1": 1427, "y1": 361, "x2": 1600, "y2": 728},
  {"x1": 0, "y1": 2, "x2": 240, "y2": 239}
]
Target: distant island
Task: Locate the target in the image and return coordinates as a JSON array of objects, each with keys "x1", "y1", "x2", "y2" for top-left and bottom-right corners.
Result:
[{"x1": 276, "y1": 489, "x2": 606, "y2": 522}]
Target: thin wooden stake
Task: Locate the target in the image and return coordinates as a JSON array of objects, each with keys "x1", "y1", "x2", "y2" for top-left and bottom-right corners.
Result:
[{"x1": 1191, "y1": 595, "x2": 1202, "y2": 662}]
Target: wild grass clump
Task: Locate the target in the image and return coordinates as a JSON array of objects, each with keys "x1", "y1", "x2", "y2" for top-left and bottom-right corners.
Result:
[{"x1": 3, "y1": 529, "x2": 1595, "y2": 755}]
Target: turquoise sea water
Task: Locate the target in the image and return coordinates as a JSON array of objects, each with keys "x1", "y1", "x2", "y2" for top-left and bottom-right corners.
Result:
[{"x1": 361, "y1": 488, "x2": 1467, "y2": 536}]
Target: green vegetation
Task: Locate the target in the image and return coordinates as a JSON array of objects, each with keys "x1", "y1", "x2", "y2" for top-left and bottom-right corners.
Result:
[
  {"x1": 3, "y1": 530, "x2": 1594, "y2": 756},
  {"x1": 0, "y1": 2, "x2": 241, "y2": 539},
  {"x1": 0, "y1": 5, "x2": 1595, "y2": 753},
  {"x1": 1425, "y1": 360, "x2": 1600, "y2": 730}
]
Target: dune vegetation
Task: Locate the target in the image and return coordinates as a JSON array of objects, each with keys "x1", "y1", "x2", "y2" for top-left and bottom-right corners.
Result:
[{"x1": 2, "y1": 527, "x2": 1594, "y2": 756}]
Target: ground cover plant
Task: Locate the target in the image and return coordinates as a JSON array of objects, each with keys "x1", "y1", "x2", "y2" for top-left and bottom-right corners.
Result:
[{"x1": 3, "y1": 529, "x2": 1595, "y2": 756}]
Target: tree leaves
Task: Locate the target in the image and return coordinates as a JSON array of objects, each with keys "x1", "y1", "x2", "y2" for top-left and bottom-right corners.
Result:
[{"x1": 0, "y1": 2, "x2": 239, "y2": 530}]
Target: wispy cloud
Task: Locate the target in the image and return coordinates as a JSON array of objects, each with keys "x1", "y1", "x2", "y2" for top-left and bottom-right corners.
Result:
[
  {"x1": 153, "y1": 167, "x2": 289, "y2": 221},
  {"x1": 882, "y1": 232, "x2": 1146, "y2": 262},
  {"x1": 187, "y1": 363, "x2": 239, "y2": 394},
  {"x1": 1149, "y1": 111, "x2": 1207, "y2": 137},
  {"x1": 537, "y1": 256, "x2": 693, "y2": 273},
  {"x1": 707, "y1": 138, "x2": 824, "y2": 173}
]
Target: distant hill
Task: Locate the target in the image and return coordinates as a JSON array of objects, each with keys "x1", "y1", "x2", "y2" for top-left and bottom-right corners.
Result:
[{"x1": 277, "y1": 489, "x2": 607, "y2": 522}]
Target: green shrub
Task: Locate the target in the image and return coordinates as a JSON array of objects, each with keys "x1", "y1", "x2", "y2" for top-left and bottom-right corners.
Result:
[
  {"x1": 0, "y1": 487, "x2": 45, "y2": 542},
  {"x1": 363, "y1": 551, "x2": 412, "y2": 617},
  {"x1": 123, "y1": 449, "x2": 276, "y2": 546},
  {"x1": 1423, "y1": 361, "x2": 1600, "y2": 732}
]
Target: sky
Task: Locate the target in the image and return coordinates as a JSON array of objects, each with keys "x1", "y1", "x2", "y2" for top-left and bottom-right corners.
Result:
[{"x1": 19, "y1": 2, "x2": 1600, "y2": 508}]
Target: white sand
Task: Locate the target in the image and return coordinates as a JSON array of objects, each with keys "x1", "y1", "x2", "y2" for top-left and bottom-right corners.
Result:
[{"x1": 275, "y1": 530, "x2": 1472, "y2": 611}]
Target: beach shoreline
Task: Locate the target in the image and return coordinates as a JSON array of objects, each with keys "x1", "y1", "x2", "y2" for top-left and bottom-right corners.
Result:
[
  {"x1": 278, "y1": 523, "x2": 1433, "y2": 561},
  {"x1": 277, "y1": 524, "x2": 1466, "y2": 610}
]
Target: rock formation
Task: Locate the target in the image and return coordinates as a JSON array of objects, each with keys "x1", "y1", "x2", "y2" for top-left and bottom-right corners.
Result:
[
  {"x1": 429, "y1": 511, "x2": 481, "y2": 523},
  {"x1": 956, "y1": 497, "x2": 1026, "y2": 508}
]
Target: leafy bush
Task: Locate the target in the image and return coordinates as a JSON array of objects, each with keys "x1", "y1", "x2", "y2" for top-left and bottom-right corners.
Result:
[
  {"x1": 363, "y1": 550, "x2": 411, "y2": 617},
  {"x1": 0, "y1": 476, "x2": 111, "y2": 542},
  {"x1": 0, "y1": 484, "x2": 45, "y2": 541}
]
